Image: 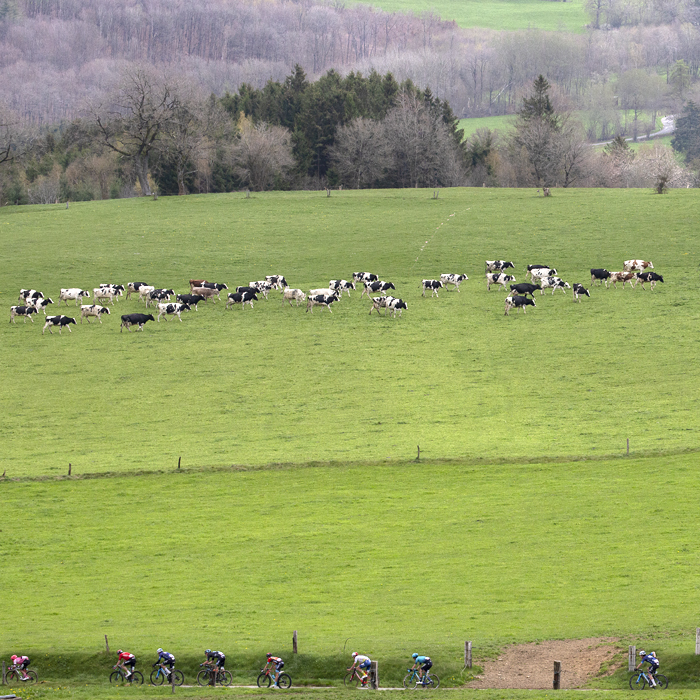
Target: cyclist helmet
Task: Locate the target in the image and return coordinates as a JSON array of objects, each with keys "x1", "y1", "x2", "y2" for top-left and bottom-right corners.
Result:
[
  {"x1": 205, "y1": 650, "x2": 211, "y2": 655},
  {"x1": 412, "y1": 653, "x2": 419, "y2": 660},
  {"x1": 157, "y1": 648, "x2": 163, "y2": 654},
  {"x1": 11, "y1": 655, "x2": 17, "y2": 662},
  {"x1": 352, "y1": 652, "x2": 358, "y2": 658},
  {"x1": 117, "y1": 650, "x2": 123, "y2": 655},
  {"x1": 639, "y1": 651, "x2": 646, "y2": 657},
  {"x1": 267, "y1": 653, "x2": 273, "y2": 659}
]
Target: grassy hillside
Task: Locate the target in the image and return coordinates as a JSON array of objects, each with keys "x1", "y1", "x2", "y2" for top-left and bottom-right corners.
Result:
[
  {"x1": 1, "y1": 188, "x2": 699, "y2": 478},
  {"x1": 353, "y1": 0, "x2": 589, "y2": 32}
]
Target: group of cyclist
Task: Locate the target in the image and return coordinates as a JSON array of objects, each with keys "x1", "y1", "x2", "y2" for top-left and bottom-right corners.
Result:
[{"x1": 348, "y1": 651, "x2": 432, "y2": 687}]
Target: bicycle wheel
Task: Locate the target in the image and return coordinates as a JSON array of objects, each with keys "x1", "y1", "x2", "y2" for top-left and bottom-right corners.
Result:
[
  {"x1": 110, "y1": 670, "x2": 126, "y2": 685},
  {"x1": 629, "y1": 674, "x2": 647, "y2": 690},
  {"x1": 131, "y1": 671, "x2": 144, "y2": 685},
  {"x1": 150, "y1": 670, "x2": 165, "y2": 686},
  {"x1": 219, "y1": 670, "x2": 233, "y2": 686},
  {"x1": 173, "y1": 670, "x2": 185, "y2": 686},
  {"x1": 426, "y1": 674, "x2": 440, "y2": 689},
  {"x1": 654, "y1": 674, "x2": 668, "y2": 689},
  {"x1": 197, "y1": 670, "x2": 212, "y2": 686},
  {"x1": 257, "y1": 672, "x2": 272, "y2": 688},
  {"x1": 403, "y1": 673, "x2": 418, "y2": 690},
  {"x1": 278, "y1": 673, "x2": 292, "y2": 689},
  {"x1": 345, "y1": 672, "x2": 361, "y2": 688},
  {"x1": 5, "y1": 670, "x2": 19, "y2": 683}
]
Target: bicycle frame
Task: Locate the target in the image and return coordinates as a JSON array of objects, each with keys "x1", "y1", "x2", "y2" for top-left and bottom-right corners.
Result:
[{"x1": 407, "y1": 668, "x2": 432, "y2": 684}]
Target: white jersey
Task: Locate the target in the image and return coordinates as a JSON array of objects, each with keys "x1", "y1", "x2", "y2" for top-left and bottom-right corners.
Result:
[{"x1": 355, "y1": 655, "x2": 370, "y2": 665}]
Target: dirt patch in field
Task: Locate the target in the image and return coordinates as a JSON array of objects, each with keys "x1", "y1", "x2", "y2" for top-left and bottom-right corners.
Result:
[{"x1": 467, "y1": 637, "x2": 623, "y2": 689}]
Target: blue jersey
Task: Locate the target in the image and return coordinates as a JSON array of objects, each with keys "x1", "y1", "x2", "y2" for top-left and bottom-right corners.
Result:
[
  {"x1": 642, "y1": 654, "x2": 659, "y2": 668},
  {"x1": 416, "y1": 656, "x2": 430, "y2": 664},
  {"x1": 159, "y1": 651, "x2": 175, "y2": 663}
]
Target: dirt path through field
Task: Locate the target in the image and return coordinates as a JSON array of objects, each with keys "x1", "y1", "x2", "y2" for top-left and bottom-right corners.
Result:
[{"x1": 468, "y1": 637, "x2": 623, "y2": 689}]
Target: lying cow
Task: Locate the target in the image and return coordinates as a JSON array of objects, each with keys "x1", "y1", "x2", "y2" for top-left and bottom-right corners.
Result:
[
  {"x1": 283, "y1": 288, "x2": 306, "y2": 307},
  {"x1": 120, "y1": 313, "x2": 155, "y2": 332},
  {"x1": 635, "y1": 271, "x2": 664, "y2": 290},
  {"x1": 42, "y1": 315, "x2": 76, "y2": 334},
  {"x1": 306, "y1": 293, "x2": 338, "y2": 313},
  {"x1": 509, "y1": 283, "x2": 540, "y2": 298},
  {"x1": 421, "y1": 279, "x2": 443, "y2": 297},
  {"x1": 10, "y1": 305, "x2": 38, "y2": 323},
  {"x1": 485, "y1": 261, "x2": 515, "y2": 272},
  {"x1": 540, "y1": 277, "x2": 571, "y2": 295},
  {"x1": 226, "y1": 291, "x2": 257, "y2": 309},
  {"x1": 176, "y1": 293, "x2": 206, "y2": 310},
  {"x1": 590, "y1": 268, "x2": 611, "y2": 287},
  {"x1": 58, "y1": 288, "x2": 90, "y2": 306},
  {"x1": 486, "y1": 273, "x2": 515, "y2": 291},
  {"x1": 80, "y1": 304, "x2": 111, "y2": 323},
  {"x1": 572, "y1": 283, "x2": 590, "y2": 302},
  {"x1": 504, "y1": 295, "x2": 536, "y2": 315},
  {"x1": 157, "y1": 302, "x2": 190, "y2": 321},
  {"x1": 440, "y1": 273, "x2": 468, "y2": 291},
  {"x1": 624, "y1": 259, "x2": 653, "y2": 272}
]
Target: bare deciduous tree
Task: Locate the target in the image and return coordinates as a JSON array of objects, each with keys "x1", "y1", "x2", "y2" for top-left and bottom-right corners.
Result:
[{"x1": 329, "y1": 117, "x2": 389, "y2": 188}]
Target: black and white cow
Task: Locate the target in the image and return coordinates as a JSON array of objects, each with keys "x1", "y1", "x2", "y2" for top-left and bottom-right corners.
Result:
[
  {"x1": 386, "y1": 297, "x2": 407, "y2": 318},
  {"x1": 157, "y1": 302, "x2": 190, "y2": 321},
  {"x1": 42, "y1": 315, "x2": 77, "y2": 334},
  {"x1": 329, "y1": 279, "x2": 355, "y2": 297},
  {"x1": 509, "y1": 283, "x2": 540, "y2": 298},
  {"x1": 590, "y1": 268, "x2": 611, "y2": 287},
  {"x1": 93, "y1": 287, "x2": 118, "y2": 305},
  {"x1": 635, "y1": 271, "x2": 664, "y2": 290},
  {"x1": 199, "y1": 282, "x2": 228, "y2": 292},
  {"x1": 145, "y1": 289, "x2": 175, "y2": 307},
  {"x1": 527, "y1": 264, "x2": 555, "y2": 277},
  {"x1": 440, "y1": 273, "x2": 469, "y2": 291},
  {"x1": 10, "y1": 305, "x2": 38, "y2": 323},
  {"x1": 361, "y1": 280, "x2": 395, "y2": 298},
  {"x1": 504, "y1": 295, "x2": 536, "y2": 315},
  {"x1": 120, "y1": 313, "x2": 155, "y2": 332},
  {"x1": 572, "y1": 283, "x2": 590, "y2": 302},
  {"x1": 226, "y1": 291, "x2": 258, "y2": 309},
  {"x1": 421, "y1": 279, "x2": 443, "y2": 297},
  {"x1": 283, "y1": 288, "x2": 306, "y2": 306},
  {"x1": 99, "y1": 283, "x2": 124, "y2": 300},
  {"x1": 528, "y1": 267, "x2": 557, "y2": 281},
  {"x1": 126, "y1": 282, "x2": 150, "y2": 300},
  {"x1": 486, "y1": 273, "x2": 516, "y2": 291},
  {"x1": 235, "y1": 286, "x2": 258, "y2": 296},
  {"x1": 176, "y1": 293, "x2": 206, "y2": 310},
  {"x1": 306, "y1": 293, "x2": 338, "y2": 313},
  {"x1": 29, "y1": 297, "x2": 54, "y2": 314},
  {"x1": 249, "y1": 281, "x2": 274, "y2": 299},
  {"x1": 353, "y1": 272, "x2": 378, "y2": 286},
  {"x1": 265, "y1": 275, "x2": 287, "y2": 290},
  {"x1": 58, "y1": 288, "x2": 90, "y2": 306},
  {"x1": 485, "y1": 261, "x2": 515, "y2": 272},
  {"x1": 80, "y1": 304, "x2": 111, "y2": 323},
  {"x1": 19, "y1": 289, "x2": 44, "y2": 303},
  {"x1": 539, "y1": 277, "x2": 571, "y2": 295}
]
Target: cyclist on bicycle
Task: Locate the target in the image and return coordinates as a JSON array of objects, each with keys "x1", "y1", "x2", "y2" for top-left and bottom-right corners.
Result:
[
  {"x1": 204, "y1": 649, "x2": 226, "y2": 681},
  {"x1": 116, "y1": 650, "x2": 137, "y2": 680},
  {"x1": 635, "y1": 650, "x2": 660, "y2": 687},
  {"x1": 156, "y1": 648, "x2": 176, "y2": 679},
  {"x1": 10, "y1": 655, "x2": 31, "y2": 681},
  {"x1": 410, "y1": 653, "x2": 432, "y2": 682},
  {"x1": 349, "y1": 652, "x2": 372, "y2": 686},
  {"x1": 264, "y1": 653, "x2": 285, "y2": 688}
]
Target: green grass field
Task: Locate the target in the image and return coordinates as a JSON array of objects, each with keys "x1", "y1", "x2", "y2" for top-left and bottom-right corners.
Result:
[
  {"x1": 354, "y1": 0, "x2": 588, "y2": 32},
  {"x1": 459, "y1": 116, "x2": 514, "y2": 139}
]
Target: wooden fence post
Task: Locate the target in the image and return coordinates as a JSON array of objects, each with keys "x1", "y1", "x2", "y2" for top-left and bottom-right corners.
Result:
[
  {"x1": 464, "y1": 641, "x2": 472, "y2": 668},
  {"x1": 370, "y1": 660, "x2": 378, "y2": 689},
  {"x1": 2, "y1": 659, "x2": 5, "y2": 685},
  {"x1": 293, "y1": 630, "x2": 298, "y2": 654},
  {"x1": 553, "y1": 661, "x2": 561, "y2": 689},
  {"x1": 695, "y1": 629, "x2": 700, "y2": 655},
  {"x1": 68, "y1": 463, "x2": 71, "y2": 476},
  {"x1": 629, "y1": 646, "x2": 636, "y2": 671},
  {"x1": 627, "y1": 438, "x2": 630, "y2": 455},
  {"x1": 105, "y1": 635, "x2": 109, "y2": 653}
]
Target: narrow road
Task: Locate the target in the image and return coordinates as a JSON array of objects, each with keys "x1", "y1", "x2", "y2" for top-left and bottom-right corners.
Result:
[{"x1": 593, "y1": 115, "x2": 674, "y2": 147}]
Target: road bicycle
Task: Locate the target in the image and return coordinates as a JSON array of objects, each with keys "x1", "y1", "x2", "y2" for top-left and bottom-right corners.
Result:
[
  {"x1": 403, "y1": 667, "x2": 440, "y2": 689},
  {"x1": 109, "y1": 666, "x2": 144, "y2": 685},
  {"x1": 5, "y1": 666, "x2": 38, "y2": 684},
  {"x1": 196, "y1": 662, "x2": 232, "y2": 686},
  {"x1": 629, "y1": 669, "x2": 668, "y2": 690},
  {"x1": 257, "y1": 667, "x2": 292, "y2": 688},
  {"x1": 344, "y1": 666, "x2": 371, "y2": 688},
  {"x1": 150, "y1": 663, "x2": 184, "y2": 686}
]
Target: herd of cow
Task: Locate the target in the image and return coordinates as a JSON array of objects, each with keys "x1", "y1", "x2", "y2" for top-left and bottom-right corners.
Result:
[{"x1": 8, "y1": 259, "x2": 663, "y2": 333}]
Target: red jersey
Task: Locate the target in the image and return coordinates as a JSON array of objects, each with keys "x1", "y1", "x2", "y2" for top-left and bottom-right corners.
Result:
[{"x1": 118, "y1": 652, "x2": 135, "y2": 662}]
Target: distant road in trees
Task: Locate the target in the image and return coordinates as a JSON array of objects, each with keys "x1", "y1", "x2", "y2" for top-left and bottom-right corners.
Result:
[{"x1": 593, "y1": 115, "x2": 675, "y2": 146}]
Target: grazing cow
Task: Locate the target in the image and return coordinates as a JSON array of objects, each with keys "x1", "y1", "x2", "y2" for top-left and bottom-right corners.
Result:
[
  {"x1": 176, "y1": 293, "x2": 205, "y2": 310},
  {"x1": 10, "y1": 305, "x2": 38, "y2": 323},
  {"x1": 608, "y1": 271, "x2": 636, "y2": 288},
  {"x1": 58, "y1": 288, "x2": 90, "y2": 306},
  {"x1": 361, "y1": 280, "x2": 395, "y2": 298},
  {"x1": 42, "y1": 315, "x2": 76, "y2": 334},
  {"x1": 504, "y1": 295, "x2": 536, "y2": 315},
  {"x1": 421, "y1": 279, "x2": 443, "y2": 297},
  {"x1": 283, "y1": 288, "x2": 306, "y2": 306},
  {"x1": 226, "y1": 291, "x2": 258, "y2": 309},
  {"x1": 306, "y1": 293, "x2": 338, "y2": 313},
  {"x1": 191, "y1": 286, "x2": 220, "y2": 302},
  {"x1": 485, "y1": 261, "x2": 515, "y2": 272},
  {"x1": 329, "y1": 279, "x2": 355, "y2": 297},
  {"x1": 265, "y1": 275, "x2": 287, "y2": 290},
  {"x1": 352, "y1": 272, "x2": 378, "y2": 285},
  {"x1": 635, "y1": 271, "x2": 664, "y2": 290},
  {"x1": 80, "y1": 304, "x2": 111, "y2": 324},
  {"x1": 120, "y1": 313, "x2": 155, "y2": 332},
  {"x1": 539, "y1": 277, "x2": 571, "y2": 295},
  {"x1": 486, "y1": 273, "x2": 516, "y2": 291},
  {"x1": 624, "y1": 259, "x2": 654, "y2": 272},
  {"x1": 572, "y1": 283, "x2": 590, "y2": 302},
  {"x1": 29, "y1": 297, "x2": 54, "y2": 314},
  {"x1": 440, "y1": 273, "x2": 469, "y2": 291},
  {"x1": 126, "y1": 282, "x2": 149, "y2": 300},
  {"x1": 510, "y1": 283, "x2": 541, "y2": 298},
  {"x1": 157, "y1": 302, "x2": 191, "y2": 321},
  {"x1": 528, "y1": 268, "x2": 557, "y2": 281},
  {"x1": 590, "y1": 268, "x2": 611, "y2": 287},
  {"x1": 249, "y1": 281, "x2": 274, "y2": 299},
  {"x1": 145, "y1": 289, "x2": 175, "y2": 307},
  {"x1": 18, "y1": 289, "x2": 44, "y2": 303},
  {"x1": 93, "y1": 287, "x2": 118, "y2": 305}
]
